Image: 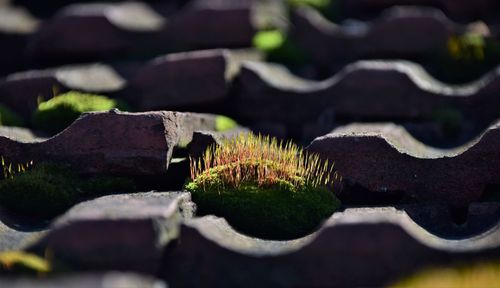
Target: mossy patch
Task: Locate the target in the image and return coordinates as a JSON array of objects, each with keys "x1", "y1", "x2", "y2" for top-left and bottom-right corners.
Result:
[
  {"x1": 0, "y1": 104, "x2": 24, "y2": 127},
  {"x1": 288, "y1": 0, "x2": 331, "y2": 12},
  {"x1": 253, "y1": 30, "x2": 308, "y2": 66},
  {"x1": 0, "y1": 251, "x2": 50, "y2": 275},
  {"x1": 215, "y1": 115, "x2": 238, "y2": 132},
  {"x1": 391, "y1": 261, "x2": 500, "y2": 288},
  {"x1": 32, "y1": 91, "x2": 129, "y2": 134},
  {"x1": 253, "y1": 30, "x2": 286, "y2": 53},
  {"x1": 0, "y1": 162, "x2": 135, "y2": 218},
  {"x1": 434, "y1": 33, "x2": 500, "y2": 83},
  {"x1": 186, "y1": 180, "x2": 339, "y2": 240},
  {"x1": 185, "y1": 134, "x2": 340, "y2": 240}
]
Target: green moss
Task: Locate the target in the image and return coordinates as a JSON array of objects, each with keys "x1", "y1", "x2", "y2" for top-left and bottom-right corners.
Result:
[
  {"x1": 252, "y1": 30, "x2": 308, "y2": 66},
  {"x1": 288, "y1": 0, "x2": 331, "y2": 11},
  {"x1": 253, "y1": 30, "x2": 286, "y2": 53},
  {"x1": 0, "y1": 251, "x2": 50, "y2": 275},
  {"x1": 0, "y1": 163, "x2": 80, "y2": 218},
  {"x1": 0, "y1": 162, "x2": 136, "y2": 218},
  {"x1": 448, "y1": 33, "x2": 488, "y2": 62},
  {"x1": 0, "y1": 104, "x2": 24, "y2": 127},
  {"x1": 435, "y1": 33, "x2": 500, "y2": 83},
  {"x1": 84, "y1": 176, "x2": 136, "y2": 196},
  {"x1": 186, "y1": 134, "x2": 340, "y2": 239},
  {"x1": 32, "y1": 91, "x2": 129, "y2": 134},
  {"x1": 215, "y1": 115, "x2": 238, "y2": 132},
  {"x1": 186, "y1": 176, "x2": 339, "y2": 240},
  {"x1": 391, "y1": 262, "x2": 500, "y2": 288}
]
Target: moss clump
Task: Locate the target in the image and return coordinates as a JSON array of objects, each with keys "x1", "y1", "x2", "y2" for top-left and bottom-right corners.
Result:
[
  {"x1": 435, "y1": 33, "x2": 500, "y2": 83},
  {"x1": 186, "y1": 181, "x2": 338, "y2": 240},
  {"x1": 84, "y1": 176, "x2": 137, "y2": 197},
  {"x1": 0, "y1": 104, "x2": 24, "y2": 127},
  {"x1": 447, "y1": 33, "x2": 491, "y2": 62},
  {"x1": 253, "y1": 30, "x2": 308, "y2": 67},
  {"x1": 0, "y1": 161, "x2": 135, "y2": 218},
  {"x1": 253, "y1": 30, "x2": 286, "y2": 53},
  {"x1": 215, "y1": 115, "x2": 238, "y2": 132},
  {"x1": 32, "y1": 91, "x2": 129, "y2": 133},
  {"x1": 0, "y1": 163, "x2": 80, "y2": 217},
  {"x1": 391, "y1": 262, "x2": 500, "y2": 288},
  {"x1": 185, "y1": 134, "x2": 340, "y2": 240},
  {"x1": 288, "y1": 0, "x2": 331, "y2": 12},
  {"x1": 0, "y1": 251, "x2": 50, "y2": 275}
]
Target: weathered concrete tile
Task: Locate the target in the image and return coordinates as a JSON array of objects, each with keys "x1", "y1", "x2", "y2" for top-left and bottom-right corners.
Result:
[
  {"x1": 292, "y1": 6, "x2": 459, "y2": 64},
  {"x1": 0, "y1": 272, "x2": 167, "y2": 288},
  {"x1": 162, "y1": 206, "x2": 500, "y2": 287},
  {"x1": 0, "y1": 110, "x2": 228, "y2": 175},
  {"x1": 306, "y1": 121, "x2": 500, "y2": 207},
  {"x1": 29, "y1": 191, "x2": 193, "y2": 273},
  {"x1": 128, "y1": 50, "x2": 232, "y2": 111},
  {"x1": 0, "y1": 5, "x2": 39, "y2": 75},
  {"x1": 0, "y1": 64, "x2": 125, "y2": 118},
  {"x1": 127, "y1": 49, "x2": 262, "y2": 111},
  {"x1": 0, "y1": 49, "x2": 262, "y2": 119},
  {"x1": 336, "y1": 0, "x2": 500, "y2": 22},
  {"x1": 235, "y1": 60, "x2": 500, "y2": 125},
  {"x1": 26, "y1": 1, "x2": 275, "y2": 64},
  {"x1": 0, "y1": 110, "x2": 180, "y2": 175},
  {"x1": 27, "y1": 2, "x2": 164, "y2": 63}
]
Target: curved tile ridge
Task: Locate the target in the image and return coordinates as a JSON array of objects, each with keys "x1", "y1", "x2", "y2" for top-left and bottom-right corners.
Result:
[
  {"x1": 54, "y1": 63, "x2": 126, "y2": 92},
  {"x1": 292, "y1": 5, "x2": 462, "y2": 62},
  {"x1": 0, "y1": 49, "x2": 262, "y2": 119},
  {"x1": 240, "y1": 61, "x2": 328, "y2": 92},
  {"x1": 60, "y1": 1, "x2": 166, "y2": 32},
  {"x1": 163, "y1": 206, "x2": 500, "y2": 287},
  {"x1": 183, "y1": 216, "x2": 311, "y2": 256},
  {"x1": 326, "y1": 207, "x2": 500, "y2": 252},
  {"x1": 0, "y1": 5, "x2": 39, "y2": 34},
  {"x1": 306, "y1": 121, "x2": 500, "y2": 207},
  {"x1": 339, "y1": 60, "x2": 496, "y2": 96},
  {"x1": 245, "y1": 59, "x2": 498, "y2": 96},
  {"x1": 0, "y1": 63, "x2": 126, "y2": 118},
  {"x1": 0, "y1": 110, "x2": 221, "y2": 175},
  {"x1": 236, "y1": 60, "x2": 500, "y2": 122},
  {"x1": 128, "y1": 49, "x2": 260, "y2": 110},
  {"x1": 298, "y1": 5, "x2": 458, "y2": 37},
  {"x1": 29, "y1": 191, "x2": 192, "y2": 273},
  {"x1": 0, "y1": 272, "x2": 167, "y2": 288},
  {"x1": 337, "y1": 0, "x2": 499, "y2": 22},
  {"x1": 330, "y1": 122, "x2": 470, "y2": 158},
  {"x1": 182, "y1": 206, "x2": 500, "y2": 258},
  {"x1": 0, "y1": 5, "x2": 40, "y2": 76},
  {"x1": 29, "y1": 1, "x2": 269, "y2": 63}
]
